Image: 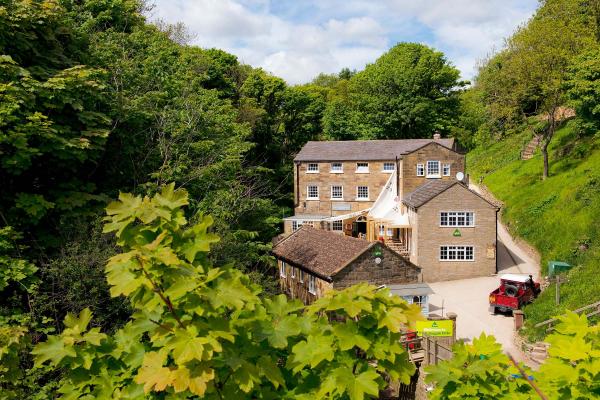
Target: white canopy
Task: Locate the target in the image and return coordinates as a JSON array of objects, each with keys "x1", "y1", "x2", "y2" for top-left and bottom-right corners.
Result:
[
  {"x1": 368, "y1": 171, "x2": 411, "y2": 228},
  {"x1": 323, "y1": 209, "x2": 369, "y2": 222},
  {"x1": 500, "y1": 274, "x2": 533, "y2": 283}
]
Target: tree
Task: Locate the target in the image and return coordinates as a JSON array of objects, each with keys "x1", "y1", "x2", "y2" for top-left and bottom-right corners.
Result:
[
  {"x1": 347, "y1": 43, "x2": 464, "y2": 139},
  {"x1": 566, "y1": 46, "x2": 600, "y2": 134},
  {"x1": 427, "y1": 311, "x2": 600, "y2": 399},
  {"x1": 32, "y1": 184, "x2": 423, "y2": 398}
]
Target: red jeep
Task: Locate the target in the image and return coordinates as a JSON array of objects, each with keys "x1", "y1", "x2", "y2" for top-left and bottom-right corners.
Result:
[{"x1": 489, "y1": 274, "x2": 540, "y2": 314}]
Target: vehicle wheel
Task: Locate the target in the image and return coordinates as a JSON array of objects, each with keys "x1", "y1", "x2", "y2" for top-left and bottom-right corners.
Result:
[{"x1": 505, "y1": 285, "x2": 518, "y2": 297}]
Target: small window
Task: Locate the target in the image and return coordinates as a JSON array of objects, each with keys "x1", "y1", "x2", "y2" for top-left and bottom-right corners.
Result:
[
  {"x1": 357, "y1": 186, "x2": 369, "y2": 200},
  {"x1": 307, "y1": 163, "x2": 319, "y2": 173},
  {"x1": 307, "y1": 185, "x2": 319, "y2": 200},
  {"x1": 331, "y1": 185, "x2": 343, "y2": 199},
  {"x1": 299, "y1": 270, "x2": 304, "y2": 283},
  {"x1": 378, "y1": 225, "x2": 385, "y2": 236},
  {"x1": 440, "y1": 246, "x2": 474, "y2": 261},
  {"x1": 280, "y1": 261, "x2": 286, "y2": 277},
  {"x1": 383, "y1": 162, "x2": 395, "y2": 172},
  {"x1": 387, "y1": 228, "x2": 393, "y2": 237},
  {"x1": 332, "y1": 220, "x2": 343, "y2": 231},
  {"x1": 443, "y1": 163, "x2": 451, "y2": 176},
  {"x1": 416, "y1": 163, "x2": 425, "y2": 176},
  {"x1": 440, "y1": 212, "x2": 475, "y2": 227},
  {"x1": 356, "y1": 162, "x2": 369, "y2": 173},
  {"x1": 427, "y1": 161, "x2": 440, "y2": 178},
  {"x1": 292, "y1": 220, "x2": 302, "y2": 231},
  {"x1": 330, "y1": 162, "x2": 343, "y2": 173},
  {"x1": 291, "y1": 266, "x2": 295, "y2": 279},
  {"x1": 309, "y1": 275, "x2": 316, "y2": 294}
]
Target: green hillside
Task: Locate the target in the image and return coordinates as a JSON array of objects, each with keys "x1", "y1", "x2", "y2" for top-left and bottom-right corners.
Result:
[{"x1": 468, "y1": 122, "x2": 600, "y2": 339}]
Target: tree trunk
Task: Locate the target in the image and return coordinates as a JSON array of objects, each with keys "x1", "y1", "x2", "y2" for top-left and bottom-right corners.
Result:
[{"x1": 541, "y1": 141, "x2": 550, "y2": 180}]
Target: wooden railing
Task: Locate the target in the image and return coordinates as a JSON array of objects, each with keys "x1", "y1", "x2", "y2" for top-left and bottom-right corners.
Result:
[
  {"x1": 423, "y1": 336, "x2": 453, "y2": 366},
  {"x1": 534, "y1": 300, "x2": 600, "y2": 331}
]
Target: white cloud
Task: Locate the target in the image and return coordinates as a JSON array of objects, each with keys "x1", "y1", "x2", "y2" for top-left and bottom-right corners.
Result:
[{"x1": 150, "y1": 0, "x2": 537, "y2": 84}]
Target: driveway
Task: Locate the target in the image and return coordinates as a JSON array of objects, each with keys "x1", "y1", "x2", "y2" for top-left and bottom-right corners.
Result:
[{"x1": 427, "y1": 187, "x2": 540, "y2": 363}]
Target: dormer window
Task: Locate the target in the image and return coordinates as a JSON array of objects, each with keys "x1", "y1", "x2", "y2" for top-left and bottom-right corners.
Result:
[
  {"x1": 307, "y1": 163, "x2": 319, "y2": 173},
  {"x1": 443, "y1": 163, "x2": 451, "y2": 176},
  {"x1": 426, "y1": 161, "x2": 441, "y2": 178},
  {"x1": 330, "y1": 162, "x2": 343, "y2": 173},
  {"x1": 383, "y1": 162, "x2": 395, "y2": 172},
  {"x1": 356, "y1": 162, "x2": 369, "y2": 173}
]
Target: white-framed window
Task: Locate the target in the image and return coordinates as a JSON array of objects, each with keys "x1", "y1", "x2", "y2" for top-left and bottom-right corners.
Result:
[
  {"x1": 292, "y1": 220, "x2": 301, "y2": 231},
  {"x1": 387, "y1": 228, "x2": 393, "y2": 236},
  {"x1": 307, "y1": 163, "x2": 319, "y2": 173},
  {"x1": 440, "y1": 245, "x2": 474, "y2": 261},
  {"x1": 280, "y1": 261, "x2": 286, "y2": 277},
  {"x1": 299, "y1": 270, "x2": 304, "y2": 283},
  {"x1": 307, "y1": 185, "x2": 319, "y2": 200},
  {"x1": 426, "y1": 161, "x2": 440, "y2": 178},
  {"x1": 443, "y1": 163, "x2": 451, "y2": 176},
  {"x1": 356, "y1": 162, "x2": 369, "y2": 173},
  {"x1": 411, "y1": 295, "x2": 425, "y2": 307},
  {"x1": 308, "y1": 275, "x2": 316, "y2": 294},
  {"x1": 378, "y1": 225, "x2": 385, "y2": 236},
  {"x1": 291, "y1": 266, "x2": 295, "y2": 279},
  {"x1": 416, "y1": 163, "x2": 425, "y2": 176},
  {"x1": 331, "y1": 185, "x2": 343, "y2": 200},
  {"x1": 330, "y1": 162, "x2": 343, "y2": 173},
  {"x1": 383, "y1": 162, "x2": 395, "y2": 172},
  {"x1": 332, "y1": 220, "x2": 343, "y2": 231},
  {"x1": 440, "y1": 212, "x2": 475, "y2": 227},
  {"x1": 357, "y1": 186, "x2": 369, "y2": 200}
]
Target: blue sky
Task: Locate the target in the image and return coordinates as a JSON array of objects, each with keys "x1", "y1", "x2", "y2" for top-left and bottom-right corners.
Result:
[{"x1": 150, "y1": 0, "x2": 538, "y2": 84}]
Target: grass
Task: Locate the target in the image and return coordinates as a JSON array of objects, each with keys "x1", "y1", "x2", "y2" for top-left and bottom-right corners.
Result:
[{"x1": 468, "y1": 123, "x2": 600, "y2": 340}]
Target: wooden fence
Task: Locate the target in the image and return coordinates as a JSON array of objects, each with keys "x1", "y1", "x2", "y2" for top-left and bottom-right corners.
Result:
[
  {"x1": 534, "y1": 300, "x2": 600, "y2": 332},
  {"x1": 422, "y1": 336, "x2": 453, "y2": 366}
]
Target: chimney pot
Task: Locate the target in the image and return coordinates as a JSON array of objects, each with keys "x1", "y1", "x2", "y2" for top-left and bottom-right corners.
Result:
[{"x1": 433, "y1": 131, "x2": 441, "y2": 140}]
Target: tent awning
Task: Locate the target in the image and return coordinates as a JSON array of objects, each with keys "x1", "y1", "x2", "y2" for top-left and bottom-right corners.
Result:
[
  {"x1": 367, "y1": 171, "x2": 411, "y2": 228},
  {"x1": 323, "y1": 209, "x2": 370, "y2": 222}
]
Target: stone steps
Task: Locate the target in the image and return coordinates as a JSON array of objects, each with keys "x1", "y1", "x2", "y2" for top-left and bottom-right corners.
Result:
[{"x1": 521, "y1": 136, "x2": 542, "y2": 160}]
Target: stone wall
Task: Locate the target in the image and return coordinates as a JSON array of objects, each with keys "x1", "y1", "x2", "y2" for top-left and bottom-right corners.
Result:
[
  {"x1": 402, "y1": 142, "x2": 465, "y2": 197},
  {"x1": 416, "y1": 184, "x2": 497, "y2": 281},
  {"x1": 332, "y1": 244, "x2": 420, "y2": 290},
  {"x1": 277, "y1": 259, "x2": 333, "y2": 305}
]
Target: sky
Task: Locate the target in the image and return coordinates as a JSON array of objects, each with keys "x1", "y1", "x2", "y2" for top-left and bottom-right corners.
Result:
[{"x1": 150, "y1": 0, "x2": 539, "y2": 85}]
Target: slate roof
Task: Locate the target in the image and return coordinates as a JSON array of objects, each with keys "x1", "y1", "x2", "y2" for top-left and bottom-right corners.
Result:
[
  {"x1": 272, "y1": 227, "x2": 375, "y2": 279},
  {"x1": 402, "y1": 180, "x2": 499, "y2": 209},
  {"x1": 294, "y1": 139, "x2": 456, "y2": 162}
]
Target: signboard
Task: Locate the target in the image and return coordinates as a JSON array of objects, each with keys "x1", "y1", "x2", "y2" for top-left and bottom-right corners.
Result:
[
  {"x1": 372, "y1": 246, "x2": 383, "y2": 257},
  {"x1": 453, "y1": 229, "x2": 461, "y2": 237},
  {"x1": 416, "y1": 320, "x2": 453, "y2": 337},
  {"x1": 332, "y1": 203, "x2": 351, "y2": 211}
]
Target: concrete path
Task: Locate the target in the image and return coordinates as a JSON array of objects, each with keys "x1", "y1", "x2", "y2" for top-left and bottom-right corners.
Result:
[{"x1": 427, "y1": 184, "x2": 540, "y2": 363}]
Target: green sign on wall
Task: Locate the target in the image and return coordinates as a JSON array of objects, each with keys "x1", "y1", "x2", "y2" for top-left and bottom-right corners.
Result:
[
  {"x1": 416, "y1": 320, "x2": 453, "y2": 337},
  {"x1": 453, "y1": 229, "x2": 461, "y2": 237}
]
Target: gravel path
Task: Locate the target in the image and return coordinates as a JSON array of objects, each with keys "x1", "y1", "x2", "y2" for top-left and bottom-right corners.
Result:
[{"x1": 427, "y1": 184, "x2": 540, "y2": 364}]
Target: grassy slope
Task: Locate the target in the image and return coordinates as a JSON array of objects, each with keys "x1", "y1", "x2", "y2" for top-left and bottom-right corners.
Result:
[{"x1": 468, "y1": 123, "x2": 600, "y2": 340}]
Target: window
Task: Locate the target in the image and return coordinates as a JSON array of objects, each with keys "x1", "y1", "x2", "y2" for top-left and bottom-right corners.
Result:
[
  {"x1": 299, "y1": 270, "x2": 304, "y2": 283},
  {"x1": 307, "y1": 185, "x2": 319, "y2": 200},
  {"x1": 426, "y1": 161, "x2": 440, "y2": 178},
  {"x1": 357, "y1": 186, "x2": 369, "y2": 200},
  {"x1": 443, "y1": 163, "x2": 451, "y2": 176},
  {"x1": 307, "y1": 163, "x2": 319, "y2": 173},
  {"x1": 416, "y1": 163, "x2": 425, "y2": 176},
  {"x1": 412, "y1": 295, "x2": 425, "y2": 307},
  {"x1": 280, "y1": 261, "x2": 286, "y2": 277},
  {"x1": 387, "y1": 228, "x2": 393, "y2": 237},
  {"x1": 383, "y1": 162, "x2": 395, "y2": 172},
  {"x1": 356, "y1": 162, "x2": 369, "y2": 173},
  {"x1": 440, "y1": 212, "x2": 475, "y2": 227},
  {"x1": 331, "y1": 185, "x2": 343, "y2": 199},
  {"x1": 309, "y1": 275, "x2": 316, "y2": 294},
  {"x1": 378, "y1": 225, "x2": 385, "y2": 236},
  {"x1": 291, "y1": 266, "x2": 296, "y2": 279},
  {"x1": 330, "y1": 162, "x2": 343, "y2": 173},
  {"x1": 292, "y1": 220, "x2": 302, "y2": 231},
  {"x1": 332, "y1": 220, "x2": 343, "y2": 231},
  {"x1": 440, "y1": 246, "x2": 474, "y2": 261}
]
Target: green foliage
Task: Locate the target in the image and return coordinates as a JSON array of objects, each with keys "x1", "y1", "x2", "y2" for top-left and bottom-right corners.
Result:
[
  {"x1": 32, "y1": 185, "x2": 422, "y2": 398},
  {"x1": 567, "y1": 46, "x2": 600, "y2": 133},
  {"x1": 337, "y1": 43, "x2": 464, "y2": 140},
  {"x1": 427, "y1": 311, "x2": 600, "y2": 399}
]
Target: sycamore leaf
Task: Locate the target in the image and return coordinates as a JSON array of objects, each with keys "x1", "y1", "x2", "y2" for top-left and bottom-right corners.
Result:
[
  {"x1": 258, "y1": 355, "x2": 285, "y2": 389},
  {"x1": 552, "y1": 311, "x2": 591, "y2": 337},
  {"x1": 289, "y1": 334, "x2": 335, "y2": 371},
  {"x1": 350, "y1": 370, "x2": 381, "y2": 400},
  {"x1": 169, "y1": 330, "x2": 213, "y2": 363},
  {"x1": 333, "y1": 321, "x2": 370, "y2": 351},
  {"x1": 547, "y1": 335, "x2": 591, "y2": 361},
  {"x1": 134, "y1": 351, "x2": 172, "y2": 393},
  {"x1": 170, "y1": 365, "x2": 214, "y2": 396},
  {"x1": 153, "y1": 183, "x2": 189, "y2": 210},
  {"x1": 32, "y1": 336, "x2": 77, "y2": 367},
  {"x1": 64, "y1": 308, "x2": 93, "y2": 333}
]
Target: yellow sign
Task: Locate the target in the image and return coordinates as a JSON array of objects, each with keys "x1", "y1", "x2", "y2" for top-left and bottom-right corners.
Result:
[{"x1": 416, "y1": 320, "x2": 453, "y2": 337}]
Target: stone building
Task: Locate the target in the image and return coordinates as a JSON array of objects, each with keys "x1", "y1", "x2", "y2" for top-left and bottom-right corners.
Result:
[
  {"x1": 280, "y1": 135, "x2": 499, "y2": 282},
  {"x1": 272, "y1": 227, "x2": 422, "y2": 304}
]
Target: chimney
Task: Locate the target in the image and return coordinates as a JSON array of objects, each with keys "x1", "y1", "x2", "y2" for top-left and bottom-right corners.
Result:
[{"x1": 433, "y1": 131, "x2": 441, "y2": 140}]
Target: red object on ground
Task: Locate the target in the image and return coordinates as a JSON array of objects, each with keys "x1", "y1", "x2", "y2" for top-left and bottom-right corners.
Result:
[{"x1": 489, "y1": 274, "x2": 540, "y2": 314}]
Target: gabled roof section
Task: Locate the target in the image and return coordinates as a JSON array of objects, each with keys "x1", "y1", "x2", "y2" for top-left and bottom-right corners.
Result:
[
  {"x1": 403, "y1": 180, "x2": 499, "y2": 209},
  {"x1": 294, "y1": 138, "x2": 456, "y2": 162},
  {"x1": 272, "y1": 227, "x2": 375, "y2": 279}
]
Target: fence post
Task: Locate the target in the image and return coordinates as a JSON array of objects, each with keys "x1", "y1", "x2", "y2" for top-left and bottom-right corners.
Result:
[
  {"x1": 433, "y1": 340, "x2": 438, "y2": 365},
  {"x1": 447, "y1": 312, "x2": 457, "y2": 345}
]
